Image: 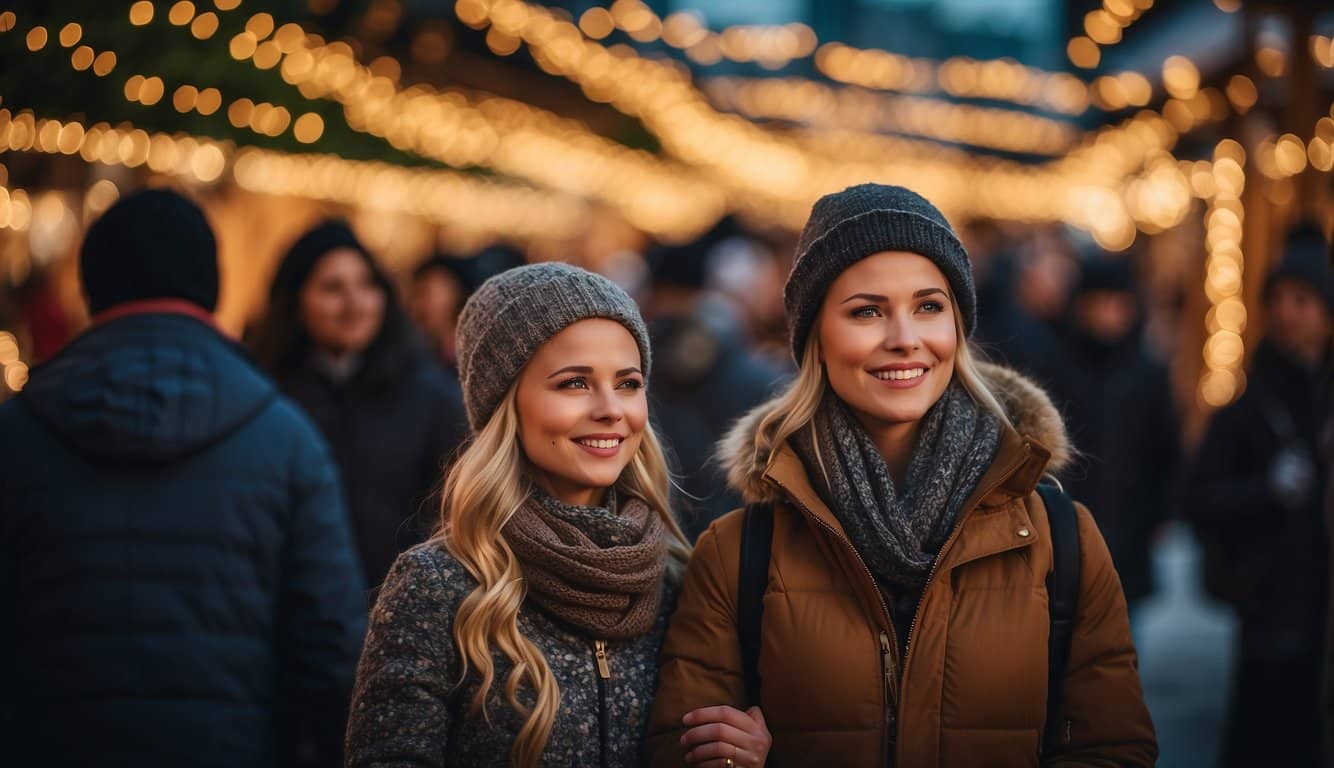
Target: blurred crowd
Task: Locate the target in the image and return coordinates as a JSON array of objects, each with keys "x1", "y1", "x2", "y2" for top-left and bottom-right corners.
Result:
[{"x1": 2, "y1": 185, "x2": 1332, "y2": 766}]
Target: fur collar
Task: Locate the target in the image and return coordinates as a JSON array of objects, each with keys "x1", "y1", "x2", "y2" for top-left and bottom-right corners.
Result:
[{"x1": 720, "y1": 361, "x2": 1072, "y2": 502}]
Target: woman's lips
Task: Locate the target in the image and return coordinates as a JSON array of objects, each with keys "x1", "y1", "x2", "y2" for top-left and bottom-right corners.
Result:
[
  {"x1": 573, "y1": 436, "x2": 624, "y2": 458},
  {"x1": 869, "y1": 366, "x2": 929, "y2": 389}
]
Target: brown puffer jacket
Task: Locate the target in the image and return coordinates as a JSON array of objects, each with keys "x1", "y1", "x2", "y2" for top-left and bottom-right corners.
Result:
[{"x1": 646, "y1": 364, "x2": 1157, "y2": 767}]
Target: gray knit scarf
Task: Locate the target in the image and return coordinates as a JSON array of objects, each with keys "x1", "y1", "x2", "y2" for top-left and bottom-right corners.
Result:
[
  {"x1": 505, "y1": 488, "x2": 667, "y2": 639},
  {"x1": 793, "y1": 383, "x2": 1001, "y2": 591}
]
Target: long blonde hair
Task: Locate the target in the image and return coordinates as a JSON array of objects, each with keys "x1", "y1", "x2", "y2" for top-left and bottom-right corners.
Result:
[
  {"x1": 439, "y1": 383, "x2": 690, "y2": 768},
  {"x1": 729, "y1": 295, "x2": 1012, "y2": 493}
]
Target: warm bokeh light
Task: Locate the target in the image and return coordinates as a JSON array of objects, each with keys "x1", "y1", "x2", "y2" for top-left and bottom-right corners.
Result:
[
  {"x1": 26, "y1": 26, "x2": 48, "y2": 52},
  {"x1": 293, "y1": 112, "x2": 324, "y2": 143},
  {"x1": 168, "y1": 1, "x2": 196, "y2": 26},
  {"x1": 129, "y1": 2, "x2": 154, "y2": 26},
  {"x1": 245, "y1": 12, "x2": 274, "y2": 40},
  {"x1": 191, "y1": 12, "x2": 219, "y2": 39},
  {"x1": 59, "y1": 23, "x2": 83, "y2": 48},
  {"x1": 92, "y1": 51, "x2": 117, "y2": 77},
  {"x1": 70, "y1": 46, "x2": 95, "y2": 71}
]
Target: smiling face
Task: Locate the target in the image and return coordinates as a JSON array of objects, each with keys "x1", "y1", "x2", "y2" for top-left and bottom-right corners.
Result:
[
  {"x1": 299, "y1": 247, "x2": 387, "y2": 357},
  {"x1": 514, "y1": 318, "x2": 648, "y2": 507},
  {"x1": 816, "y1": 250, "x2": 958, "y2": 446}
]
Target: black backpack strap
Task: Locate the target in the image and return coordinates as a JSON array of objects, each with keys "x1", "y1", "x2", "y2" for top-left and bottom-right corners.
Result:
[
  {"x1": 737, "y1": 502, "x2": 773, "y2": 709},
  {"x1": 1036, "y1": 481, "x2": 1081, "y2": 754}
]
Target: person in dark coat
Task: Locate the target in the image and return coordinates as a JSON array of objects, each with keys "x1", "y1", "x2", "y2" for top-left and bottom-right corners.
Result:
[
  {"x1": 251, "y1": 220, "x2": 467, "y2": 594},
  {"x1": 1044, "y1": 256, "x2": 1180, "y2": 624},
  {"x1": 0, "y1": 189, "x2": 367, "y2": 768},
  {"x1": 1188, "y1": 220, "x2": 1333, "y2": 768},
  {"x1": 969, "y1": 229, "x2": 1066, "y2": 387},
  {"x1": 643, "y1": 221, "x2": 788, "y2": 540}
]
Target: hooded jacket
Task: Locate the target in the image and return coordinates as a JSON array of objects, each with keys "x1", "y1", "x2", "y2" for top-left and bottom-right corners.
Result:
[
  {"x1": 0, "y1": 309, "x2": 367, "y2": 767},
  {"x1": 646, "y1": 363, "x2": 1156, "y2": 767}
]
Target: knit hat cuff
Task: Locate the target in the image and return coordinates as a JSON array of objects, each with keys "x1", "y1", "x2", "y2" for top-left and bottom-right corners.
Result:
[{"x1": 786, "y1": 208, "x2": 975, "y2": 360}]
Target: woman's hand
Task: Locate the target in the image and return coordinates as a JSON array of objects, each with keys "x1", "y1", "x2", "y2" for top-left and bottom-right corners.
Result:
[{"x1": 680, "y1": 705, "x2": 771, "y2": 767}]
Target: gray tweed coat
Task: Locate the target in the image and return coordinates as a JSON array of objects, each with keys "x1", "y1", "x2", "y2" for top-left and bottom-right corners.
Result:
[{"x1": 345, "y1": 541, "x2": 677, "y2": 768}]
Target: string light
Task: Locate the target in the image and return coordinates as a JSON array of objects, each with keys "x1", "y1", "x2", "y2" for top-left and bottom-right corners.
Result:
[
  {"x1": 816, "y1": 41, "x2": 1096, "y2": 116},
  {"x1": 704, "y1": 76, "x2": 1078, "y2": 156},
  {"x1": 234, "y1": 19, "x2": 725, "y2": 239},
  {"x1": 0, "y1": 109, "x2": 591, "y2": 241},
  {"x1": 1253, "y1": 101, "x2": 1334, "y2": 178},
  {"x1": 11, "y1": 12, "x2": 303, "y2": 142},
  {"x1": 0, "y1": 182, "x2": 32, "y2": 232},
  {"x1": 0, "y1": 0, "x2": 1251, "y2": 253},
  {"x1": 1199, "y1": 138, "x2": 1247, "y2": 408}
]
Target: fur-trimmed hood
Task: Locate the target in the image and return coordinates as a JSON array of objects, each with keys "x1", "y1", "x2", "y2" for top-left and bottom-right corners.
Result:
[{"x1": 720, "y1": 361, "x2": 1072, "y2": 502}]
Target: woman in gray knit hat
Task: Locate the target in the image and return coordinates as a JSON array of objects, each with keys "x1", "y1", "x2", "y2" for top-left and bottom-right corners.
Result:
[
  {"x1": 346, "y1": 262, "x2": 691, "y2": 768},
  {"x1": 646, "y1": 184, "x2": 1156, "y2": 767}
]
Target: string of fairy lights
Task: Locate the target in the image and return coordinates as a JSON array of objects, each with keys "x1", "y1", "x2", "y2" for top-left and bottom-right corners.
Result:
[
  {"x1": 0, "y1": 0, "x2": 1250, "y2": 248},
  {"x1": 225, "y1": 20, "x2": 726, "y2": 239},
  {"x1": 701, "y1": 76, "x2": 1080, "y2": 156},
  {"x1": 0, "y1": 1, "x2": 1331, "y2": 407},
  {"x1": 0, "y1": 108, "x2": 592, "y2": 240},
  {"x1": 1198, "y1": 139, "x2": 1247, "y2": 409}
]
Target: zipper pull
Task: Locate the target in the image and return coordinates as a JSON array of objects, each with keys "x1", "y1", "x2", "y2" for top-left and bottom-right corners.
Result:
[
  {"x1": 880, "y1": 631, "x2": 900, "y2": 720},
  {"x1": 880, "y1": 631, "x2": 899, "y2": 747},
  {"x1": 879, "y1": 631, "x2": 893, "y2": 690},
  {"x1": 594, "y1": 640, "x2": 610, "y2": 679}
]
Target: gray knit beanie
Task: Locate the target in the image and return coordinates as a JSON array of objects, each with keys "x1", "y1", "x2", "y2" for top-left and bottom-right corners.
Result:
[
  {"x1": 456, "y1": 262, "x2": 652, "y2": 432},
  {"x1": 785, "y1": 183, "x2": 975, "y2": 362}
]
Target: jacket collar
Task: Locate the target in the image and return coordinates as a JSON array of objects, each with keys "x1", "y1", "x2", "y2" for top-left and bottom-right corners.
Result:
[{"x1": 91, "y1": 299, "x2": 220, "y2": 332}]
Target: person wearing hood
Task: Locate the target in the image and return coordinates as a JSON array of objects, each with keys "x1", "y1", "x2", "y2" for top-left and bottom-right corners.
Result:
[
  {"x1": 643, "y1": 221, "x2": 789, "y2": 541},
  {"x1": 251, "y1": 220, "x2": 468, "y2": 594},
  {"x1": 1187, "y1": 220, "x2": 1332, "y2": 768},
  {"x1": 646, "y1": 184, "x2": 1156, "y2": 767},
  {"x1": 0, "y1": 189, "x2": 367, "y2": 767},
  {"x1": 1044, "y1": 255, "x2": 1181, "y2": 633}
]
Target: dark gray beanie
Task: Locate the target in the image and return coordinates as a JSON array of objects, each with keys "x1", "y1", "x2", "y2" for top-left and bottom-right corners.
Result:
[
  {"x1": 456, "y1": 262, "x2": 652, "y2": 432},
  {"x1": 785, "y1": 183, "x2": 976, "y2": 361}
]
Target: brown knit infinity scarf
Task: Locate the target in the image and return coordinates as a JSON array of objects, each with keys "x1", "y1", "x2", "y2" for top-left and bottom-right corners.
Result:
[{"x1": 504, "y1": 489, "x2": 667, "y2": 639}]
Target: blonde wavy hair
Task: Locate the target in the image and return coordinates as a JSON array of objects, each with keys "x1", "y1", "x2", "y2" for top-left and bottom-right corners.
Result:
[
  {"x1": 438, "y1": 382, "x2": 690, "y2": 768},
  {"x1": 729, "y1": 294, "x2": 1012, "y2": 494}
]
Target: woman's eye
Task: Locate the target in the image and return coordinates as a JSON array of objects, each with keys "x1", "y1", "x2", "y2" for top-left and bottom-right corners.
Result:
[
  {"x1": 557, "y1": 377, "x2": 589, "y2": 390},
  {"x1": 617, "y1": 378, "x2": 644, "y2": 390},
  {"x1": 851, "y1": 305, "x2": 882, "y2": 319},
  {"x1": 920, "y1": 300, "x2": 945, "y2": 313}
]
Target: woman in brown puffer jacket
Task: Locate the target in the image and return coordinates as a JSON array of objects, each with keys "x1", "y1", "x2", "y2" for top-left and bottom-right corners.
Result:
[{"x1": 645, "y1": 184, "x2": 1157, "y2": 768}]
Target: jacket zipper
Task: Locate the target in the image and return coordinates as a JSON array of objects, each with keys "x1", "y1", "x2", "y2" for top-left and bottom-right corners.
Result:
[
  {"x1": 594, "y1": 639, "x2": 610, "y2": 768},
  {"x1": 899, "y1": 454, "x2": 1031, "y2": 684},
  {"x1": 782, "y1": 494, "x2": 899, "y2": 766}
]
